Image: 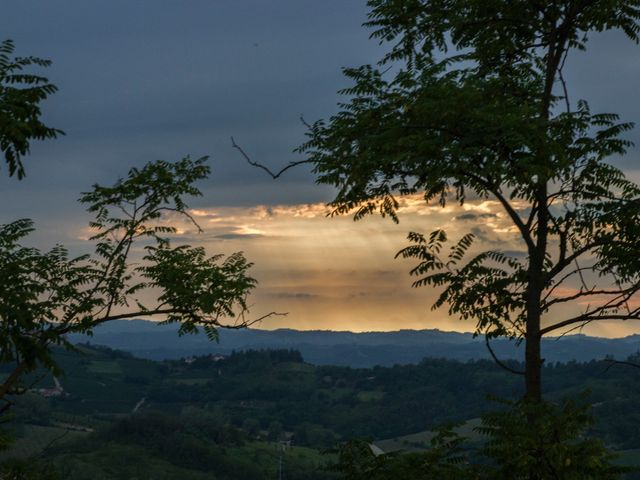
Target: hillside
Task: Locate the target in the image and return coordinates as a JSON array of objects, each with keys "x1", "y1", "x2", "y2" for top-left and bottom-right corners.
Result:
[
  {"x1": 2, "y1": 344, "x2": 640, "y2": 478},
  {"x1": 69, "y1": 319, "x2": 640, "y2": 367}
]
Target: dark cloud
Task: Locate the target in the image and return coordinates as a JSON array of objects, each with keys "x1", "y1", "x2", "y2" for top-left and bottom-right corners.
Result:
[
  {"x1": 501, "y1": 250, "x2": 528, "y2": 258},
  {"x1": 470, "y1": 226, "x2": 490, "y2": 242},
  {"x1": 348, "y1": 291, "x2": 371, "y2": 299},
  {"x1": 214, "y1": 233, "x2": 264, "y2": 240},
  {"x1": 1, "y1": 0, "x2": 376, "y2": 223},
  {"x1": 372, "y1": 270, "x2": 398, "y2": 277},
  {"x1": 270, "y1": 292, "x2": 319, "y2": 300},
  {"x1": 2, "y1": 2, "x2": 639, "y2": 232},
  {"x1": 455, "y1": 213, "x2": 498, "y2": 221},
  {"x1": 469, "y1": 226, "x2": 505, "y2": 245}
]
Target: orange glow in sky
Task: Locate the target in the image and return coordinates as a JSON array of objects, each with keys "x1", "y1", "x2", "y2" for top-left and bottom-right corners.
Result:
[{"x1": 113, "y1": 195, "x2": 640, "y2": 339}]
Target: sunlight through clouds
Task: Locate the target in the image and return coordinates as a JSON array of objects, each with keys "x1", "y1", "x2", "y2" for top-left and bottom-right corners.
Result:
[
  {"x1": 66, "y1": 193, "x2": 639, "y2": 338},
  {"x1": 170, "y1": 196, "x2": 527, "y2": 333}
]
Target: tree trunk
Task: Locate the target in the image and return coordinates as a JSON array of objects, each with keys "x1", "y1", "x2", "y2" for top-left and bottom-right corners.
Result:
[
  {"x1": 525, "y1": 330, "x2": 543, "y2": 480},
  {"x1": 525, "y1": 181, "x2": 548, "y2": 404},
  {"x1": 525, "y1": 245, "x2": 544, "y2": 403},
  {"x1": 525, "y1": 328, "x2": 542, "y2": 403}
]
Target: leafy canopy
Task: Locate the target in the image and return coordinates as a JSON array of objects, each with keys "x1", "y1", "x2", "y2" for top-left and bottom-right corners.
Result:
[
  {"x1": 0, "y1": 156, "x2": 261, "y2": 399},
  {"x1": 298, "y1": 0, "x2": 640, "y2": 347},
  {"x1": 334, "y1": 397, "x2": 626, "y2": 480},
  {"x1": 0, "y1": 39, "x2": 62, "y2": 179}
]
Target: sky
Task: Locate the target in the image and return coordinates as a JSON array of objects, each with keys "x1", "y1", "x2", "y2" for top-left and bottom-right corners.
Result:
[{"x1": 2, "y1": 1, "x2": 640, "y2": 337}]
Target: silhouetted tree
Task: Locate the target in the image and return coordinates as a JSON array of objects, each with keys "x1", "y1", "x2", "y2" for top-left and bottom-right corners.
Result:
[
  {"x1": 0, "y1": 39, "x2": 62, "y2": 178},
  {"x1": 242, "y1": 0, "x2": 640, "y2": 404},
  {"x1": 0, "y1": 157, "x2": 279, "y2": 411},
  {"x1": 0, "y1": 41, "x2": 278, "y2": 413}
]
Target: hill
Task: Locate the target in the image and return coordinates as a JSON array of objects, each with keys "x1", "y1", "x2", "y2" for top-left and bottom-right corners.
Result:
[
  {"x1": 4, "y1": 344, "x2": 640, "y2": 478},
  {"x1": 69, "y1": 319, "x2": 640, "y2": 367}
]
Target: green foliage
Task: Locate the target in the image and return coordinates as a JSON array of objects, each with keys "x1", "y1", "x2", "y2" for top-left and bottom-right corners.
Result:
[
  {"x1": 10, "y1": 393, "x2": 50, "y2": 425},
  {"x1": 41, "y1": 409, "x2": 334, "y2": 480},
  {"x1": 4, "y1": 347, "x2": 640, "y2": 479},
  {"x1": 334, "y1": 398, "x2": 629, "y2": 480},
  {"x1": 301, "y1": 1, "x2": 640, "y2": 215},
  {"x1": 396, "y1": 230, "x2": 527, "y2": 341},
  {"x1": 333, "y1": 427, "x2": 471, "y2": 480},
  {"x1": 297, "y1": 0, "x2": 640, "y2": 402},
  {"x1": 0, "y1": 39, "x2": 63, "y2": 179},
  {"x1": 0, "y1": 156, "x2": 259, "y2": 402},
  {"x1": 0, "y1": 459, "x2": 59, "y2": 480},
  {"x1": 478, "y1": 397, "x2": 627, "y2": 480}
]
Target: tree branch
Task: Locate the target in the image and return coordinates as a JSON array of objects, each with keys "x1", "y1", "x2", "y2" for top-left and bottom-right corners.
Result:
[
  {"x1": 540, "y1": 310, "x2": 640, "y2": 336},
  {"x1": 485, "y1": 335, "x2": 525, "y2": 376},
  {"x1": 231, "y1": 137, "x2": 313, "y2": 179},
  {"x1": 464, "y1": 172, "x2": 536, "y2": 253},
  {"x1": 0, "y1": 362, "x2": 28, "y2": 401},
  {"x1": 602, "y1": 358, "x2": 640, "y2": 374},
  {"x1": 543, "y1": 284, "x2": 640, "y2": 310},
  {"x1": 56, "y1": 308, "x2": 288, "y2": 335}
]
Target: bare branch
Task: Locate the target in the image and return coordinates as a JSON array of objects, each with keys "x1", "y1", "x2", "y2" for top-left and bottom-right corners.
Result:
[
  {"x1": 0, "y1": 362, "x2": 28, "y2": 400},
  {"x1": 557, "y1": 45, "x2": 572, "y2": 114},
  {"x1": 464, "y1": 172, "x2": 536, "y2": 253},
  {"x1": 554, "y1": 318, "x2": 595, "y2": 339},
  {"x1": 231, "y1": 137, "x2": 313, "y2": 179},
  {"x1": 544, "y1": 284, "x2": 640, "y2": 310},
  {"x1": 485, "y1": 335, "x2": 525, "y2": 376},
  {"x1": 542, "y1": 266, "x2": 592, "y2": 303},
  {"x1": 202, "y1": 310, "x2": 288, "y2": 329},
  {"x1": 56, "y1": 308, "x2": 288, "y2": 334},
  {"x1": 35, "y1": 427, "x2": 71, "y2": 460},
  {"x1": 541, "y1": 309, "x2": 640, "y2": 336},
  {"x1": 160, "y1": 207, "x2": 203, "y2": 233},
  {"x1": 602, "y1": 358, "x2": 640, "y2": 374},
  {"x1": 299, "y1": 114, "x2": 312, "y2": 129}
]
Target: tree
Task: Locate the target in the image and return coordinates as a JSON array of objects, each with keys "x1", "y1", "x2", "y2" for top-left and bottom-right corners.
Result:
[
  {"x1": 334, "y1": 398, "x2": 626, "y2": 480},
  {"x1": 0, "y1": 156, "x2": 278, "y2": 411},
  {"x1": 0, "y1": 40, "x2": 279, "y2": 414},
  {"x1": 0, "y1": 39, "x2": 62, "y2": 178},
  {"x1": 281, "y1": 0, "x2": 640, "y2": 403}
]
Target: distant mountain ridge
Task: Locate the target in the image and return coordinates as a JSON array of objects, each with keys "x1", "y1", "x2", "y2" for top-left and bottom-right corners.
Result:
[{"x1": 69, "y1": 319, "x2": 640, "y2": 368}]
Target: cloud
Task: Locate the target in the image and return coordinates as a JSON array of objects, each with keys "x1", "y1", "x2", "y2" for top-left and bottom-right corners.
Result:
[
  {"x1": 455, "y1": 212, "x2": 498, "y2": 221},
  {"x1": 500, "y1": 250, "x2": 528, "y2": 258},
  {"x1": 215, "y1": 233, "x2": 264, "y2": 240},
  {"x1": 269, "y1": 292, "x2": 320, "y2": 299}
]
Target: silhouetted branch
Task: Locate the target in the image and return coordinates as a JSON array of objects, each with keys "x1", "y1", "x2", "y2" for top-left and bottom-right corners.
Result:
[
  {"x1": 602, "y1": 358, "x2": 640, "y2": 374},
  {"x1": 161, "y1": 207, "x2": 203, "y2": 233},
  {"x1": 35, "y1": 427, "x2": 70, "y2": 459},
  {"x1": 0, "y1": 399, "x2": 13, "y2": 415},
  {"x1": 485, "y1": 335, "x2": 525, "y2": 376},
  {"x1": 554, "y1": 318, "x2": 594, "y2": 339},
  {"x1": 231, "y1": 136, "x2": 312, "y2": 179},
  {"x1": 0, "y1": 363, "x2": 28, "y2": 400},
  {"x1": 540, "y1": 301, "x2": 640, "y2": 336},
  {"x1": 544, "y1": 284, "x2": 640, "y2": 309},
  {"x1": 299, "y1": 114, "x2": 312, "y2": 129},
  {"x1": 62, "y1": 308, "x2": 288, "y2": 332},
  {"x1": 229, "y1": 310, "x2": 288, "y2": 329},
  {"x1": 557, "y1": 46, "x2": 571, "y2": 114},
  {"x1": 542, "y1": 266, "x2": 592, "y2": 304}
]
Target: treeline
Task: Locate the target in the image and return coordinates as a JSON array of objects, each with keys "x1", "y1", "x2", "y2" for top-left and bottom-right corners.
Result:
[
  {"x1": 7, "y1": 346, "x2": 640, "y2": 478},
  {"x1": 147, "y1": 349, "x2": 640, "y2": 446}
]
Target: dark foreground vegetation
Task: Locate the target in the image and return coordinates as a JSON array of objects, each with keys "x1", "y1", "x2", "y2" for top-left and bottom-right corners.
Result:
[{"x1": 1, "y1": 345, "x2": 640, "y2": 478}]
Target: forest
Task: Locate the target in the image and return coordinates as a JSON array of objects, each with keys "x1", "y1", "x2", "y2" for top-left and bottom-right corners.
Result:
[{"x1": 0, "y1": 346, "x2": 639, "y2": 478}]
